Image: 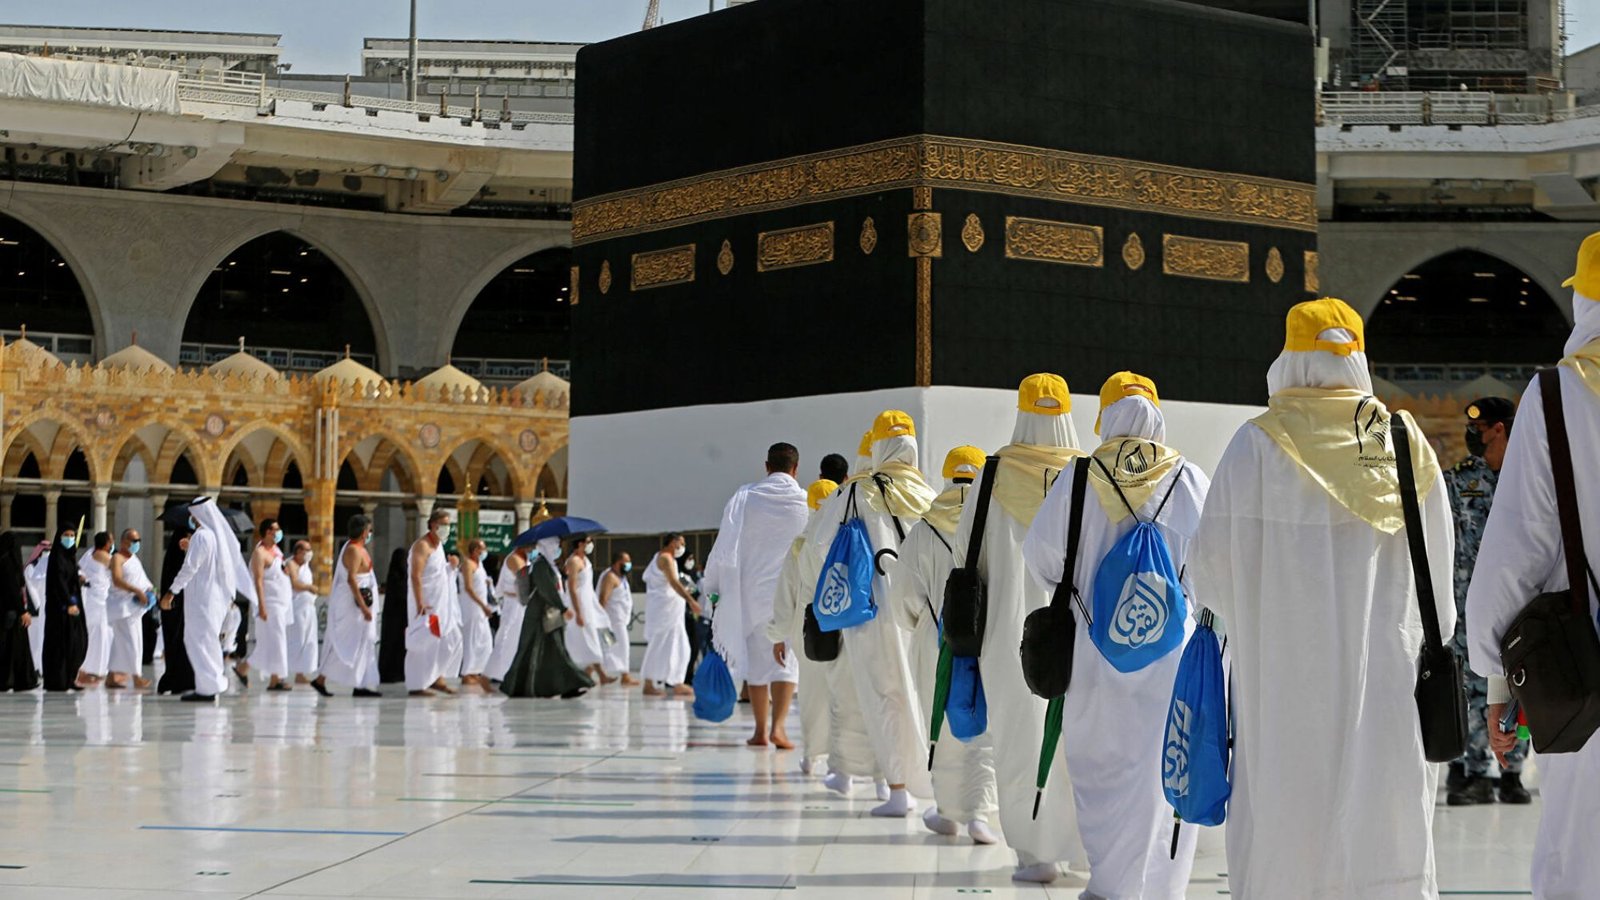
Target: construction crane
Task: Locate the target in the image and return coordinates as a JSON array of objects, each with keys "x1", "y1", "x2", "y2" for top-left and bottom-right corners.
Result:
[{"x1": 643, "y1": 0, "x2": 661, "y2": 30}]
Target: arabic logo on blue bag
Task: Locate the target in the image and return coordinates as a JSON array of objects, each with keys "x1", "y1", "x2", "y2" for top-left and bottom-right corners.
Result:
[{"x1": 1111, "y1": 571, "x2": 1170, "y2": 648}]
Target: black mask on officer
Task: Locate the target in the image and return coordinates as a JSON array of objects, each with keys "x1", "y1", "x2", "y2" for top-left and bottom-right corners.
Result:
[{"x1": 1464, "y1": 424, "x2": 1487, "y2": 458}]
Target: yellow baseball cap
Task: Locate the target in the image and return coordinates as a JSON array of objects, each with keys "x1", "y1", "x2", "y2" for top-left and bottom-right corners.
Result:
[
  {"x1": 1095, "y1": 371, "x2": 1160, "y2": 435},
  {"x1": 941, "y1": 445, "x2": 986, "y2": 481},
  {"x1": 1562, "y1": 232, "x2": 1600, "y2": 300},
  {"x1": 870, "y1": 410, "x2": 916, "y2": 443},
  {"x1": 1018, "y1": 373, "x2": 1071, "y2": 415},
  {"x1": 857, "y1": 430, "x2": 873, "y2": 457},
  {"x1": 1283, "y1": 298, "x2": 1365, "y2": 356},
  {"x1": 806, "y1": 479, "x2": 838, "y2": 510}
]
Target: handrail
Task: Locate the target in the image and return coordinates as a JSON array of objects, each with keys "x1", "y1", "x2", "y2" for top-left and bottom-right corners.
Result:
[{"x1": 1320, "y1": 90, "x2": 1599, "y2": 127}]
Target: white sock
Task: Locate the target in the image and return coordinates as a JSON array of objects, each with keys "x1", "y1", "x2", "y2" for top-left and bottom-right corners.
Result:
[
  {"x1": 799, "y1": 756, "x2": 813, "y2": 776},
  {"x1": 823, "y1": 771, "x2": 852, "y2": 795},
  {"x1": 871, "y1": 788, "x2": 914, "y2": 817},
  {"x1": 874, "y1": 778, "x2": 890, "y2": 802},
  {"x1": 1012, "y1": 862, "x2": 1059, "y2": 884},
  {"x1": 921, "y1": 806, "x2": 959, "y2": 835},
  {"x1": 968, "y1": 819, "x2": 998, "y2": 845}
]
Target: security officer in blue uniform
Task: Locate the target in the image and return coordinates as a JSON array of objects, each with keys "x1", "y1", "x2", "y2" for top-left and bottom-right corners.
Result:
[{"x1": 1444, "y1": 396, "x2": 1531, "y2": 805}]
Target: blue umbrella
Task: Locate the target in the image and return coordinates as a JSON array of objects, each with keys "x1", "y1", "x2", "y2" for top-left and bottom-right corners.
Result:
[{"x1": 510, "y1": 516, "x2": 608, "y2": 548}]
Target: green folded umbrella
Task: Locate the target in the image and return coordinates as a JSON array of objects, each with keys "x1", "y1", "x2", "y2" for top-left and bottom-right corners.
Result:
[
  {"x1": 1033, "y1": 694, "x2": 1064, "y2": 819},
  {"x1": 927, "y1": 638, "x2": 954, "y2": 769}
]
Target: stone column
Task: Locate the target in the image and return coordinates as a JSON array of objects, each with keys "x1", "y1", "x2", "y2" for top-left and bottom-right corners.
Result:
[
  {"x1": 42, "y1": 490, "x2": 60, "y2": 538},
  {"x1": 91, "y1": 485, "x2": 110, "y2": 535},
  {"x1": 304, "y1": 481, "x2": 336, "y2": 594},
  {"x1": 514, "y1": 500, "x2": 534, "y2": 535},
  {"x1": 0, "y1": 493, "x2": 13, "y2": 532},
  {"x1": 414, "y1": 497, "x2": 434, "y2": 540}
]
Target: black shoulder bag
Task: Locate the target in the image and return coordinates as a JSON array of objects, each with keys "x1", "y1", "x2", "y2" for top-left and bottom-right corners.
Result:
[
  {"x1": 1021, "y1": 456, "x2": 1089, "y2": 700},
  {"x1": 1498, "y1": 369, "x2": 1600, "y2": 754},
  {"x1": 941, "y1": 458, "x2": 999, "y2": 658},
  {"x1": 1393, "y1": 413, "x2": 1469, "y2": 763}
]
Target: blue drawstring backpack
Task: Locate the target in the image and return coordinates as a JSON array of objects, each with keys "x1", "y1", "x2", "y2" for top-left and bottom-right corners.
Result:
[
  {"x1": 1163, "y1": 609, "x2": 1230, "y2": 828},
  {"x1": 692, "y1": 647, "x2": 736, "y2": 723},
  {"x1": 1089, "y1": 460, "x2": 1188, "y2": 672},
  {"x1": 813, "y1": 483, "x2": 878, "y2": 632}
]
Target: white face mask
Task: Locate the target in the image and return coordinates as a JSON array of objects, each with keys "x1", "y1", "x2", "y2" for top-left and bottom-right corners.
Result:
[
  {"x1": 305, "y1": 551, "x2": 314, "y2": 564},
  {"x1": 684, "y1": 559, "x2": 696, "y2": 572},
  {"x1": 434, "y1": 524, "x2": 451, "y2": 543},
  {"x1": 583, "y1": 541, "x2": 594, "y2": 556},
  {"x1": 673, "y1": 544, "x2": 686, "y2": 559}
]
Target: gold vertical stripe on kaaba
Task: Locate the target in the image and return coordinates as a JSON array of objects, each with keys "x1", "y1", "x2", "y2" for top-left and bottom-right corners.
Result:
[
  {"x1": 1162, "y1": 234, "x2": 1250, "y2": 283},
  {"x1": 1304, "y1": 250, "x2": 1320, "y2": 293},
  {"x1": 908, "y1": 212, "x2": 943, "y2": 258},
  {"x1": 630, "y1": 244, "x2": 696, "y2": 291},
  {"x1": 570, "y1": 135, "x2": 1317, "y2": 243},
  {"x1": 1004, "y1": 217, "x2": 1104, "y2": 267},
  {"x1": 914, "y1": 186, "x2": 933, "y2": 210},
  {"x1": 916, "y1": 256, "x2": 932, "y2": 387},
  {"x1": 569, "y1": 266, "x2": 580, "y2": 305},
  {"x1": 756, "y1": 223, "x2": 835, "y2": 272}
]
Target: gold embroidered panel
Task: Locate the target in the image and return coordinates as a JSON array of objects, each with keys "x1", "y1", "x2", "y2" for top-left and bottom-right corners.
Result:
[
  {"x1": 1003, "y1": 217, "x2": 1104, "y2": 267},
  {"x1": 571, "y1": 135, "x2": 1317, "y2": 244},
  {"x1": 756, "y1": 222, "x2": 835, "y2": 272},
  {"x1": 630, "y1": 244, "x2": 696, "y2": 290},
  {"x1": 569, "y1": 266, "x2": 580, "y2": 305},
  {"x1": 1162, "y1": 234, "x2": 1250, "y2": 283},
  {"x1": 907, "y1": 213, "x2": 943, "y2": 258},
  {"x1": 1304, "y1": 250, "x2": 1320, "y2": 293}
]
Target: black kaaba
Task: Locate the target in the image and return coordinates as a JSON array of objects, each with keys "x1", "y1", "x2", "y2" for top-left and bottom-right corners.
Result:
[{"x1": 570, "y1": 0, "x2": 1316, "y2": 418}]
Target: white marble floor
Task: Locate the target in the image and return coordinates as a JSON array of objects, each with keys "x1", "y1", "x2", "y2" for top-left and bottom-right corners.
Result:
[{"x1": 0, "y1": 682, "x2": 1539, "y2": 899}]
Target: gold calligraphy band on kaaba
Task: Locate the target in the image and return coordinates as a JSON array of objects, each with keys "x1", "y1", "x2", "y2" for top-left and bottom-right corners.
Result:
[
  {"x1": 571, "y1": 134, "x2": 1317, "y2": 245},
  {"x1": 1162, "y1": 234, "x2": 1251, "y2": 283},
  {"x1": 630, "y1": 244, "x2": 696, "y2": 291},
  {"x1": 756, "y1": 222, "x2": 835, "y2": 272}
]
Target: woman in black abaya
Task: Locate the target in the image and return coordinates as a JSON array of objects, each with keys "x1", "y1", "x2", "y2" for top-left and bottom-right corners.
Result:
[
  {"x1": 0, "y1": 533, "x2": 39, "y2": 692},
  {"x1": 378, "y1": 548, "x2": 409, "y2": 683},
  {"x1": 156, "y1": 529, "x2": 194, "y2": 695},
  {"x1": 41, "y1": 526, "x2": 87, "y2": 692}
]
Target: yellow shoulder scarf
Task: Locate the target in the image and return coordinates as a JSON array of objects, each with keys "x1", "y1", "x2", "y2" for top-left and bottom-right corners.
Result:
[
  {"x1": 1250, "y1": 389, "x2": 1440, "y2": 534},
  {"x1": 843, "y1": 461, "x2": 938, "y2": 523},
  {"x1": 995, "y1": 443, "x2": 1085, "y2": 527},
  {"x1": 922, "y1": 484, "x2": 968, "y2": 536},
  {"x1": 1087, "y1": 438, "x2": 1185, "y2": 523},
  {"x1": 1562, "y1": 338, "x2": 1600, "y2": 401}
]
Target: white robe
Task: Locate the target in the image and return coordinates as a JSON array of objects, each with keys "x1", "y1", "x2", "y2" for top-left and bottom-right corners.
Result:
[
  {"x1": 1194, "y1": 424, "x2": 1454, "y2": 900},
  {"x1": 1465, "y1": 357, "x2": 1600, "y2": 900},
  {"x1": 406, "y1": 542, "x2": 454, "y2": 690},
  {"x1": 107, "y1": 553, "x2": 153, "y2": 675},
  {"x1": 24, "y1": 555, "x2": 46, "y2": 672},
  {"x1": 768, "y1": 528, "x2": 834, "y2": 766},
  {"x1": 169, "y1": 520, "x2": 254, "y2": 698},
  {"x1": 640, "y1": 553, "x2": 689, "y2": 685},
  {"x1": 320, "y1": 542, "x2": 379, "y2": 690},
  {"x1": 956, "y1": 469, "x2": 1086, "y2": 869},
  {"x1": 806, "y1": 475, "x2": 931, "y2": 796},
  {"x1": 600, "y1": 568, "x2": 634, "y2": 677},
  {"x1": 707, "y1": 472, "x2": 811, "y2": 685},
  {"x1": 458, "y1": 561, "x2": 493, "y2": 676},
  {"x1": 564, "y1": 556, "x2": 606, "y2": 669},
  {"x1": 892, "y1": 513, "x2": 998, "y2": 824},
  {"x1": 286, "y1": 560, "x2": 319, "y2": 676},
  {"x1": 1022, "y1": 459, "x2": 1207, "y2": 899},
  {"x1": 485, "y1": 561, "x2": 525, "y2": 681},
  {"x1": 78, "y1": 552, "x2": 113, "y2": 678},
  {"x1": 247, "y1": 547, "x2": 293, "y2": 681}
]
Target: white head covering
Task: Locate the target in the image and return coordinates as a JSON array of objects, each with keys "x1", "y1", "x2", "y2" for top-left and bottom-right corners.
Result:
[
  {"x1": 188, "y1": 497, "x2": 254, "y2": 604},
  {"x1": 1010, "y1": 409, "x2": 1080, "y2": 449},
  {"x1": 1099, "y1": 395, "x2": 1165, "y2": 443},
  {"x1": 1266, "y1": 327, "x2": 1374, "y2": 395},
  {"x1": 536, "y1": 536, "x2": 561, "y2": 563},
  {"x1": 1566, "y1": 290, "x2": 1600, "y2": 356},
  {"x1": 872, "y1": 434, "x2": 920, "y2": 469}
]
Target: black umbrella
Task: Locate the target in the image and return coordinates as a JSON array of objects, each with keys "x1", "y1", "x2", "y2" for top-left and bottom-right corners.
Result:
[{"x1": 160, "y1": 502, "x2": 255, "y2": 535}]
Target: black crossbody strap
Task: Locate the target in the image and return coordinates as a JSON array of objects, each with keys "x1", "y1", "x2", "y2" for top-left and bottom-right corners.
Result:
[
  {"x1": 961, "y1": 458, "x2": 1001, "y2": 571},
  {"x1": 1049, "y1": 457, "x2": 1091, "y2": 616},
  {"x1": 1541, "y1": 369, "x2": 1596, "y2": 616},
  {"x1": 923, "y1": 518, "x2": 953, "y2": 555},
  {"x1": 1392, "y1": 414, "x2": 1446, "y2": 656},
  {"x1": 1091, "y1": 456, "x2": 1141, "y2": 521},
  {"x1": 873, "y1": 474, "x2": 906, "y2": 542}
]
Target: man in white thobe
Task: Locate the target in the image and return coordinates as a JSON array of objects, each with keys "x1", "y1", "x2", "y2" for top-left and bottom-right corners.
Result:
[
  {"x1": 406, "y1": 510, "x2": 457, "y2": 695},
  {"x1": 955, "y1": 373, "x2": 1087, "y2": 884},
  {"x1": 598, "y1": 552, "x2": 637, "y2": 685},
  {"x1": 892, "y1": 444, "x2": 1000, "y2": 845},
  {"x1": 285, "y1": 541, "x2": 319, "y2": 684},
  {"x1": 164, "y1": 498, "x2": 257, "y2": 701},
  {"x1": 770, "y1": 478, "x2": 839, "y2": 776},
  {"x1": 1023, "y1": 373, "x2": 1206, "y2": 898},
  {"x1": 106, "y1": 530, "x2": 153, "y2": 689},
  {"x1": 245, "y1": 520, "x2": 293, "y2": 691},
  {"x1": 1467, "y1": 234, "x2": 1600, "y2": 900},
  {"x1": 707, "y1": 441, "x2": 811, "y2": 749},
  {"x1": 805, "y1": 411, "x2": 936, "y2": 817},
  {"x1": 1193, "y1": 298, "x2": 1454, "y2": 900}
]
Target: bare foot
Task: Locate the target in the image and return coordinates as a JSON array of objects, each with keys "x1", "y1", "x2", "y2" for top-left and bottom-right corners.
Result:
[
  {"x1": 105, "y1": 678, "x2": 126, "y2": 690},
  {"x1": 771, "y1": 732, "x2": 795, "y2": 750},
  {"x1": 672, "y1": 684, "x2": 695, "y2": 698},
  {"x1": 620, "y1": 674, "x2": 640, "y2": 686},
  {"x1": 643, "y1": 682, "x2": 664, "y2": 696},
  {"x1": 432, "y1": 680, "x2": 457, "y2": 695},
  {"x1": 133, "y1": 676, "x2": 152, "y2": 690},
  {"x1": 409, "y1": 690, "x2": 436, "y2": 697},
  {"x1": 747, "y1": 735, "x2": 770, "y2": 748},
  {"x1": 295, "y1": 675, "x2": 311, "y2": 685}
]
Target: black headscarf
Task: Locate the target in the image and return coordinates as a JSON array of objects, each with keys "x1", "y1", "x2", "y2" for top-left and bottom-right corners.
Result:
[
  {"x1": 378, "y1": 547, "x2": 411, "y2": 683},
  {"x1": 0, "y1": 532, "x2": 25, "y2": 615},
  {"x1": 44, "y1": 527, "x2": 81, "y2": 615}
]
